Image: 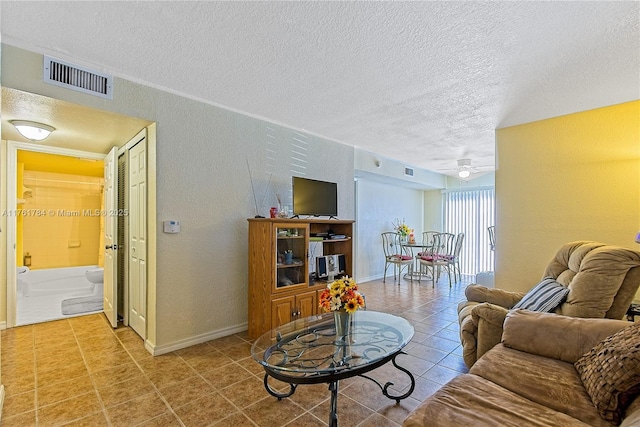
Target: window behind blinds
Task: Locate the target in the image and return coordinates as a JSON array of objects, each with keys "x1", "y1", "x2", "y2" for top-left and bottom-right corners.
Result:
[{"x1": 444, "y1": 188, "x2": 495, "y2": 276}]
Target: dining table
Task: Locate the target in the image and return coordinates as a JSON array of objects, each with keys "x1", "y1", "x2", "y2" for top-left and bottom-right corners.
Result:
[{"x1": 400, "y1": 241, "x2": 434, "y2": 280}]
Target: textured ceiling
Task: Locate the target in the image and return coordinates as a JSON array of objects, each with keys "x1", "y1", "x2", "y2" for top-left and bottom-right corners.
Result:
[{"x1": 1, "y1": 1, "x2": 638, "y2": 174}]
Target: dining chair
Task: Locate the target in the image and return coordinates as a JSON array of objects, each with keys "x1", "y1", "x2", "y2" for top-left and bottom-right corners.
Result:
[
  {"x1": 417, "y1": 231, "x2": 439, "y2": 257},
  {"x1": 417, "y1": 232, "x2": 456, "y2": 287},
  {"x1": 446, "y1": 232, "x2": 465, "y2": 283},
  {"x1": 488, "y1": 226, "x2": 496, "y2": 252},
  {"x1": 381, "y1": 232, "x2": 413, "y2": 285}
]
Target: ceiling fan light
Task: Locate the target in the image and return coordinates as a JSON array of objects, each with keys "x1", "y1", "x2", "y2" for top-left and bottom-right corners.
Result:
[
  {"x1": 10, "y1": 120, "x2": 55, "y2": 141},
  {"x1": 458, "y1": 169, "x2": 471, "y2": 179}
]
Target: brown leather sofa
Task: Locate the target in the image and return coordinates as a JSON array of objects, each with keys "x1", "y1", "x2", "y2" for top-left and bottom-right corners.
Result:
[
  {"x1": 458, "y1": 241, "x2": 640, "y2": 368},
  {"x1": 404, "y1": 310, "x2": 640, "y2": 427}
]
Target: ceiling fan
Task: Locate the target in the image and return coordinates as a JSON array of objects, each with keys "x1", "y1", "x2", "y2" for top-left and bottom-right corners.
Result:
[{"x1": 439, "y1": 159, "x2": 494, "y2": 178}]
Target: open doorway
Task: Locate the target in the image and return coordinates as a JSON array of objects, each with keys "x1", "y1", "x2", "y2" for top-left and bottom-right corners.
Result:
[
  {"x1": 5, "y1": 142, "x2": 107, "y2": 327},
  {"x1": 5, "y1": 138, "x2": 149, "y2": 335},
  {"x1": 15, "y1": 150, "x2": 105, "y2": 325}
]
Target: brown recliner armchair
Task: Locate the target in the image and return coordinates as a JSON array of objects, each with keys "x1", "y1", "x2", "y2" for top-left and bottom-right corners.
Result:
[{"x1": 458, "y1": 241, "x2": 640, "y2": 368}]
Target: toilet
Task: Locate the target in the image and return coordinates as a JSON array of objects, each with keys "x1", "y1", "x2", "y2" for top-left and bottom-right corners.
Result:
[{"x1": 85, "y1": 267, "x2": 104, "y2": 284}]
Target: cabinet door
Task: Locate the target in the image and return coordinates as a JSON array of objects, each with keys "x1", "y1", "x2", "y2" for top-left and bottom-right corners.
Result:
[
  {"x1": 271, "y1": 296, "x2": 295, "y2": 329},
  {"x1": 274, "y1": 223, "x2": 309, "y2": 292},
  {"x1": 297, "y1": 290, "x2": 317, "y2": 319}
]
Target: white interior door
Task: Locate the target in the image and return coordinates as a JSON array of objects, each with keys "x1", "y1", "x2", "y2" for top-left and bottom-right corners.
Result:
[
  {"x1": 103, "y1": 146, "x2": 119, "y2": 328},
  {"x1": 128, "y1": 137, "x2": 147, "y2": 338}
]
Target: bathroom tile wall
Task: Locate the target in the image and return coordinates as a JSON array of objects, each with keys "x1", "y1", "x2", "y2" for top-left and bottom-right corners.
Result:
[{"x1": 22, "y1": 171, "x2": 104, "y2": 269}]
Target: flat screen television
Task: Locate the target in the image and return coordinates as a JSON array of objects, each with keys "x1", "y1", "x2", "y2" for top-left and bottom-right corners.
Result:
[{"x1": 292, "y1": 177, "x2": 338, "y2": 217}]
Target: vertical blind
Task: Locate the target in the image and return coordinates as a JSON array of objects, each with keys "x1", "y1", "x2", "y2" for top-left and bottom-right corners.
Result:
[{"x1": 444, "y1": 188, "x2": 495, "y2": 276}]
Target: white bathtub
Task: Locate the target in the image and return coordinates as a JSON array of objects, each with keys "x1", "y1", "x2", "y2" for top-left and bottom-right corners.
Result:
[{"x1": 18, "y1": 265, "x2": 102, "y2": 298}]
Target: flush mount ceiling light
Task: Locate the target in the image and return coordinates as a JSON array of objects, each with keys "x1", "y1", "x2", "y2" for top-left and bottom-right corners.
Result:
[
  {"x1": 10, "y1": 120, "x2": 55, "y2": 141},
  {"x1": 457, "y1": 159, "x2": 472, "y2": 179}
]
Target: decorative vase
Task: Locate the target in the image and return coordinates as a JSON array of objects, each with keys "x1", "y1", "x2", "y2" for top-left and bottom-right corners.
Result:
[{"x1": 334, "y1": 310, "x2": 351, "y2": 339}]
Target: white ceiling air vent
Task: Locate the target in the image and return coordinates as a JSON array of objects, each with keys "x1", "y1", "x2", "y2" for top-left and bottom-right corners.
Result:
[
  {"x1": 43, "y1": 56, "x2": 113, "y2": 99},
  {"x1": 404, "y1": 166, "x2": 414, "y2": 177}
]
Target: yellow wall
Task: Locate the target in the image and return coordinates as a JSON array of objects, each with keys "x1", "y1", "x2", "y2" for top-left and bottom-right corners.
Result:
[
  {"x1": 19, "y1": 151, "x2": 104, "y2": 177},
  {"x1": 21, "y1": 170, "x2": 104, "y2": 269},
  {"x1": 495, "y1": 100, "x2": 640, "y2": 293},
  {"x1": 423, "y1": 189, "x2": 443, "y2": 231}
]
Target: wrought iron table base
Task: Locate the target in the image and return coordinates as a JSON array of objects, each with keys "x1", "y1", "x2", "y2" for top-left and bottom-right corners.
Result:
[{"x1": 262, "y1": 352, "x2": 415, "y2": 427}]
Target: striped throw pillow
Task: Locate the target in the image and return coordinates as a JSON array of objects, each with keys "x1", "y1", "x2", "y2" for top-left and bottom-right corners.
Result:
[{"x1": 512, "y1": 277, "x2": 569, "y2": 312}]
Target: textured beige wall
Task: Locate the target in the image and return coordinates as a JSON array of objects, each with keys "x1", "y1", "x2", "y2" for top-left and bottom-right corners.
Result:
[{"x1": 495, "y1": 101, "x2": 640, "y2": 294}]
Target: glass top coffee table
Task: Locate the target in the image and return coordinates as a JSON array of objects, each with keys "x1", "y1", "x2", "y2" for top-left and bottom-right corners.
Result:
[{"x1": 251, "y1": 311, "x2": 415, "y2": 426}]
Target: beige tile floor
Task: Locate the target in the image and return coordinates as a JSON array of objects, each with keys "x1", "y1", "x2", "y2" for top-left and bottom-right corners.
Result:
[{"x1": 1, "y1": 275, "x2": 470, "y2": 426}]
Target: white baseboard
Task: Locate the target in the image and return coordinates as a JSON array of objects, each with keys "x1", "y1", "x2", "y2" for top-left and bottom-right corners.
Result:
[
  {"x1": 0, "y1": 321, "x2": 6, "y2": 331},
  {"x1": 359, "y1": 274, "x2": 384, "y2": 283},
  {"x1": 146, "y1": 322, "x2": 249, "y2": 356},
  {"x1": 0, "y1": 384, "x2": 5, "y2": 421}
]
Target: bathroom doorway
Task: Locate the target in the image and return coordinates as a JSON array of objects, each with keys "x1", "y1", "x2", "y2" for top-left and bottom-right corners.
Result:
[
  {"x1": 5, "y1": 139, "x2": 149, "y2": 330},
  {"x1": 15, "y1": 150, "x2": 105, "y2": 325}
]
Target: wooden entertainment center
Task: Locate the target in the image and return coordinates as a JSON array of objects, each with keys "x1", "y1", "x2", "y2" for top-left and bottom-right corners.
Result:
[{"x1": 247, "y1": 218, "x2": 355, "y2": 339}]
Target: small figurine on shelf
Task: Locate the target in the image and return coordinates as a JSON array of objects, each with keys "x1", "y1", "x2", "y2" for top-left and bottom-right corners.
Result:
[
  {"x1": 408, "y1": 230, "x2": 416, "y2": 244},
  {"x1": 278, "y1": 206, "x2": 289, "y2": 218},
  {"x1": 284, "y1": 250, "x2": 293, "y2": 265}
]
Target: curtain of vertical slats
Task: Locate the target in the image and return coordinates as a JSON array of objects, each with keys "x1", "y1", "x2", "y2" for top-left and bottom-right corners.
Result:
[{"x1": 443, "y1": 189, "x2": 495, "y2": 276}]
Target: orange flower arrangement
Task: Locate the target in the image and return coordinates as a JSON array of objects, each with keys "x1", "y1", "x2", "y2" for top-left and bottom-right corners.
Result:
[{"x1": 318, "y1": 276, "x2": 365, "y2": 314}]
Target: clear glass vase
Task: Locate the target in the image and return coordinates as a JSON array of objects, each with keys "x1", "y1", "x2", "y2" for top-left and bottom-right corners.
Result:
[{"x1": 334, "y1": 310, "x2": 351, "y2": 339}]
